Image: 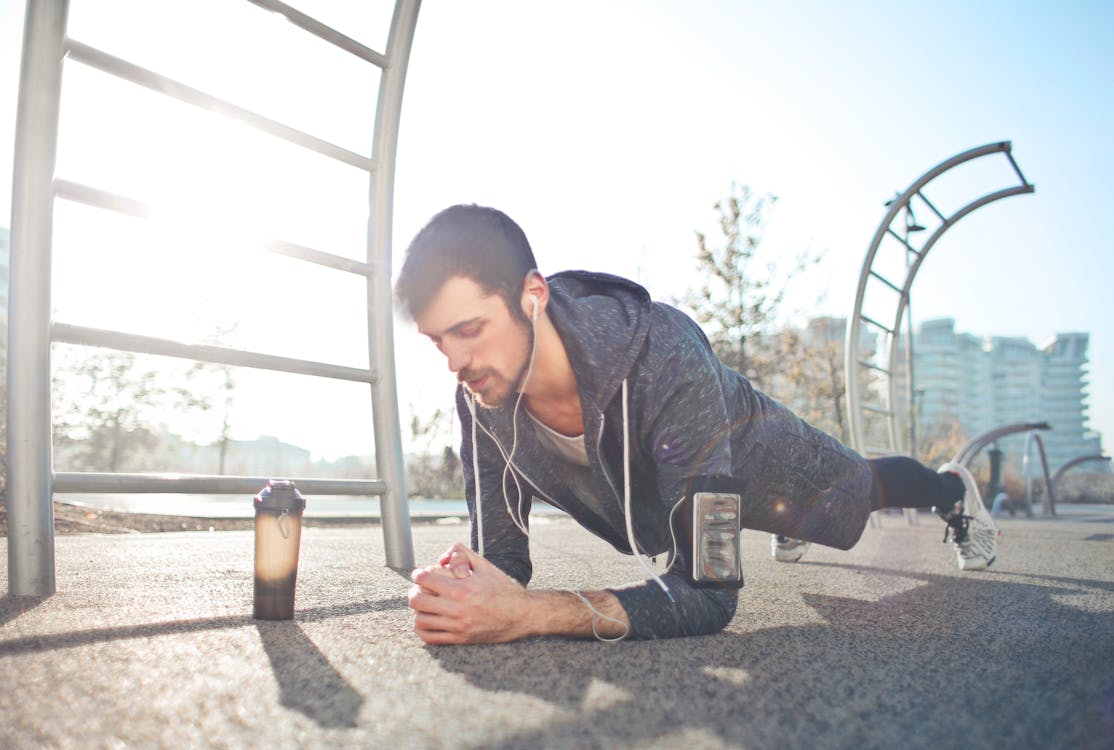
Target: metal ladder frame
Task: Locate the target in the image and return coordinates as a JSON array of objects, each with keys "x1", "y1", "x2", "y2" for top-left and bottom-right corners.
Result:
[
  {"x1": 844, "y1": 142, "x2": 1035, "y2": 527},
  {"x1": 846, "y1": 142, "x2": 1036, "y2": 459},
  {"x1": 7, "y1": 0, "x2": 421, "y2": 596}
]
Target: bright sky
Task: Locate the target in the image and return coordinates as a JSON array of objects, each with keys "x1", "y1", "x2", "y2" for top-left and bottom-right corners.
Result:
[{"x1": 2, "y1": 0, "x2": 1112, "y2": 462}]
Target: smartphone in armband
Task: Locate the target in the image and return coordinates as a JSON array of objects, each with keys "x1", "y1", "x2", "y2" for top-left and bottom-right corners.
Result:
[{"x1": 690, "y1": 490, "x2": 744, "y2": 587}]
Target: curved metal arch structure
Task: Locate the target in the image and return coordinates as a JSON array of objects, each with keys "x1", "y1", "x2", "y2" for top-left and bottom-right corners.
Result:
[
  {"x1": 1048, "y1": 454, "x2": 1112, "y2": 513},
  {"x1": 1022, "y1": 431, "x2": 1057, "y2": 517},
  {"x1": 845, "y1": 142, "x2": 1036, "y2": 457},
  {"x1": 8, "y1": 0, "x2": 421, "y2": 596},
  {"x1": 953, "y1": 421, "x2": 1051, "y2": 468},
  {"x1": 1051, "y1": 454, "x2": 1112, "y2": 487}
]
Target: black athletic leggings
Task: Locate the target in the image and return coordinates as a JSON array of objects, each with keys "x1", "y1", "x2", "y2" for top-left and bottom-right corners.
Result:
[{"x1": 868, "y1": 456, "x2": 965, "y2": 513}]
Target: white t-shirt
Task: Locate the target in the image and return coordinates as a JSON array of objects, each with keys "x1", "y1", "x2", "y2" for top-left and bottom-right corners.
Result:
[{"x1": 528, "y1": 412, "x2": 589, "y2": 467}]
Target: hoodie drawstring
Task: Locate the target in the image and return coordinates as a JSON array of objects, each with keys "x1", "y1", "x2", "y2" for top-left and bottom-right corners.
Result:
[
  {"x1": 465, "y1": 392, "x2": 484, "y2": 557},
  {"x1": 621, "y1": 379, "x2": 674, "y2": 602},
  {"x1": 467, "y1": 376, "x2": 673, "y2": 631}
]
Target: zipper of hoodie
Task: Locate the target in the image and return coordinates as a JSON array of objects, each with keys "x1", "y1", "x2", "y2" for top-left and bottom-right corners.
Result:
[{"x1": 475, "y1": 410, "x2": 626, "y2": 548}]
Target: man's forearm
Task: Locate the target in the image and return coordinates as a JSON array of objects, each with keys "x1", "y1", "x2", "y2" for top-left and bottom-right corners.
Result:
[
  {"x1": 412, "y1": 544, "x2": 633, "y2": 644},
  {"x1": 525, "y1": 589, "x2": 630, "y2": 639}
]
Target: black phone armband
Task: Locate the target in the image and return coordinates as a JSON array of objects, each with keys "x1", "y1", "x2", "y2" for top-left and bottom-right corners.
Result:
[{"x1": 673, "y1": 476, "x2": 744, "y2": 589}]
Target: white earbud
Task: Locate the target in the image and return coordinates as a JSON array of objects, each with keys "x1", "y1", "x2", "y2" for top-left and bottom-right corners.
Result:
[{"x1": 529, "y1": 293, "x2": 539, "y2": 322}]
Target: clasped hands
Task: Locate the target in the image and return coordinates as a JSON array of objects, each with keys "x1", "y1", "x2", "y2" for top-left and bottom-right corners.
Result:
[{"x1": 408, "y1": 542, "x2": 535, "y2": 645}]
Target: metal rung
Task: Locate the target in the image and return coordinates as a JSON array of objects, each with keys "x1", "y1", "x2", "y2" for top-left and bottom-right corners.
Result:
[
  {"x1": 54, "y1": 471, "x2": 386, "y2": 496},
  {"x1": 65, "y1": 40, "x2": 374, "y2": 172},
  {"x1": 244, "y1": 0, "x2": 389, "y2": 68},
  {"x1": 885, "y1": 226, "x2": 922, "y2": 255},
  {"x1": 868, "y1": 270, "x2": 904, "y2": 294},
  {"x1": 857, "y1": 359, "x2": 891, "y2": 375},
  {"x1": 52, "y1": 322, "x2": 378, "y2": 384},
  {"x1": 1003, "y1": 149, "x2": 1032, "y2": 187},
  {"x1": 861, "y1": 403, "x2": 893, "y2": 416},
  {"x1": 56, "y1": 178, "x2": 148, "y2": 216},
  {"x1": 55, "y1": 179, "x2": 374, "y2": 277},
  {"x1": 859, "y1": 314, "x2": 894, "y2": 335},
  {"x1": 917, "y1": 191, "x2": 946, "y2": 223}
]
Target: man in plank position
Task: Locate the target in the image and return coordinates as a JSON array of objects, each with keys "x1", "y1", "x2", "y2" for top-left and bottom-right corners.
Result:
[{"x1": 397, "y1": 204, "x2": 997, "y2": 644}]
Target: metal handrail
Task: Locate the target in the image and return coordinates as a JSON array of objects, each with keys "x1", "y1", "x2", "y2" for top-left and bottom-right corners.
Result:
[{"x1": 53, "y1": 472, "x2": 386, "y2": 496}]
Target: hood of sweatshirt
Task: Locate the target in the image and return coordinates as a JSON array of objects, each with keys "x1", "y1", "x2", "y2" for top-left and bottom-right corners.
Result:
[
  {"x1": 545, "y1": 270, "x2": 653, "y2": 412},
  {"x1": 465, "y1": 269, "x2": 652, "y2": 439},
  {"x1": 457, "y1": 269, "x2": 668, "y2": 552}
]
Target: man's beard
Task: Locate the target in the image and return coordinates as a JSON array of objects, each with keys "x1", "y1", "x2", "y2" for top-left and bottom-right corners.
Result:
[{"x1": 460, "y1": 323, "x2": 535, "y2": 409}]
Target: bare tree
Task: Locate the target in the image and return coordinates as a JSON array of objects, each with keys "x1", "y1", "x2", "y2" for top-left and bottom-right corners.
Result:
[
  {"x1": 773, "y1": 322, "x2": 849, "y2": 442},
  {"x1": 405, "y1": 403, "x2": 461, "y2": 499},
  {"x1": 216, "y1": 367, "x2": 236, "y2": 474},
  {"x1": 52, "y1": 349, "x2": 218, "y2": 472},
  {"x1": 191, "y1": 325, "x2": 239, "y2": 474},
  {"x1": 917, "y1": 420, "x2": 970, "y2": 476},
  {"x1": 682, "y1": 183, "x2": 821, "y2": 391}
]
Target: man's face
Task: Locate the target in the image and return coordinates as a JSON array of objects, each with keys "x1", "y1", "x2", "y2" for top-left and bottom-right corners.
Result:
[{"x1": 415, "y1": 276, "x2": 532, "y2": 408}]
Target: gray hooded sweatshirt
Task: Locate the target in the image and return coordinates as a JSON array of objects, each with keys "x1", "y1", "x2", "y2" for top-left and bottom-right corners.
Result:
[{"x1": 456, "y1": 270, "x2": 873, "y2": 639}]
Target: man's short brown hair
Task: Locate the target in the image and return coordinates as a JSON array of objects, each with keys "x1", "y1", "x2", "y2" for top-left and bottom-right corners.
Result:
[{"x1": 395, "y1": 204, "x2": 538, "y2": 321}]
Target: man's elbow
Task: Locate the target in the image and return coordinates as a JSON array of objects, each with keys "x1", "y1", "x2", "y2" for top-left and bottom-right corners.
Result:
[{"x1": 700, "y1": 590, "x2": 739, "y2": 635}]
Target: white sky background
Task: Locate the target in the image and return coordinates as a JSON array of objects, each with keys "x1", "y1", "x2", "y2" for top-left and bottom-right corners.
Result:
[{"x1": 2, "y1": 0, "x2": 1112, "y2": 463}]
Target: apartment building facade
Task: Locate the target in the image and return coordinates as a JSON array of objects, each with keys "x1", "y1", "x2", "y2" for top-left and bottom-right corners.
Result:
[{"x1": 912, "y1": 318, "x2": 1102, "y2": 474}]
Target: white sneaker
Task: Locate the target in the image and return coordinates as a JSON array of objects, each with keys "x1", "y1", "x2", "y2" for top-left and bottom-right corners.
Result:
[
  {"x1": 936, "y1": 462, "x2": 999, "y2": 571},
  {"x1": 771, "y1": 534, "x2": 811, "y2": 562}
]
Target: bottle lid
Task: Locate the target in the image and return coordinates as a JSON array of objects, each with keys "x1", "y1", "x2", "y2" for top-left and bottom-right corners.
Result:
[{"x1": 253, "y1": 479, "x2": 307, "y2": 512}]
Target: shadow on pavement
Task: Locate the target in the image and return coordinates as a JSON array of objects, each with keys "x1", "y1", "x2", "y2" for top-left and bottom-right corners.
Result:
[
  {"x1": 0, "y1": 596, "x2": 407, "y2": 657},
  {"x1": 0, "y1": 595, "x2": 48, "y2": 628},
  {"x1": 428, "y1": 566, "x2": 1114, "y2": 750},
  {"x1": 985, "y1": 569, "x2": 1114, "y2": 594},
  {"x1": 809, "y1": 559, "x2": 1114, "y2": 595},
  {"x1": 257, "y1": 621, "x2": 363, "y2": 728}
]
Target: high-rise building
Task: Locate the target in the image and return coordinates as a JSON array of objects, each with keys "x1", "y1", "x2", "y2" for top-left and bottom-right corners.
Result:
[
  {"x1": 1040, "y1": 332, "x2": 1100, "y2": 467},
  {"x1": 912, "y1": 318, "x2": 1102, "y2": 473}
]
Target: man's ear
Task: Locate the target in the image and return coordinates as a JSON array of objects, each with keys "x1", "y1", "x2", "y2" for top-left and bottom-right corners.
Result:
[{"x1": 521, "y1": 271, "x2": 548, "y2": 321}]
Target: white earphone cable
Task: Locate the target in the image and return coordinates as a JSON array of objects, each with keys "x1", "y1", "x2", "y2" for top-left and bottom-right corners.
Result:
[{"x1": 463, "y1": 289, "x2": 678, "y2": 641}]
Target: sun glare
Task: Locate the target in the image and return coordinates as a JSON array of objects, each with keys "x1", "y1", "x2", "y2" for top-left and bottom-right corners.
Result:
[{"x1": 46, "y1": 2, "x2": 387, "y2": 461}]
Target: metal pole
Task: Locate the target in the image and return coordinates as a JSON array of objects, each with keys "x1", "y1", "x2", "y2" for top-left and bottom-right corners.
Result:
[
  {"x1": 900, "y1": 223, "x2": 918, "y2": 526},
  {"x1": 7, "y1": 0, "x2": 69, "y2": 597},
  {"x1": 904, "y1": 240, "x2": 916, "y2": 458},
  {"x1": 368, "y1": 0, "x2": 420, "y2": 570}
]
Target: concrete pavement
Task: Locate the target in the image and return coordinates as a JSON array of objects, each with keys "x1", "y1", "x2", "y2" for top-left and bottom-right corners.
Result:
[{"x1": 2, "y1": 509, "x2": 1113, "y2": 749}]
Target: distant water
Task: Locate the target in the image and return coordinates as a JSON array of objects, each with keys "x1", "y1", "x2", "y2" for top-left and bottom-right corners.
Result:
[{"x1": 56, "y1": 492, "x2": 565, "y2": 519}]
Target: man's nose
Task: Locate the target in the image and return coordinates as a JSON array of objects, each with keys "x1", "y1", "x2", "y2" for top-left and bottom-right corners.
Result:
[{"x1": 444, "y1": 342, "x2": 470, "y2": 374}]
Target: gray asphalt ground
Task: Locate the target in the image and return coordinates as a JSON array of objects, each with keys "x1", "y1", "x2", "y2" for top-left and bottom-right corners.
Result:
[{"x1": 2, "y1": 507, "x2": 1113, "y2": 750}]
